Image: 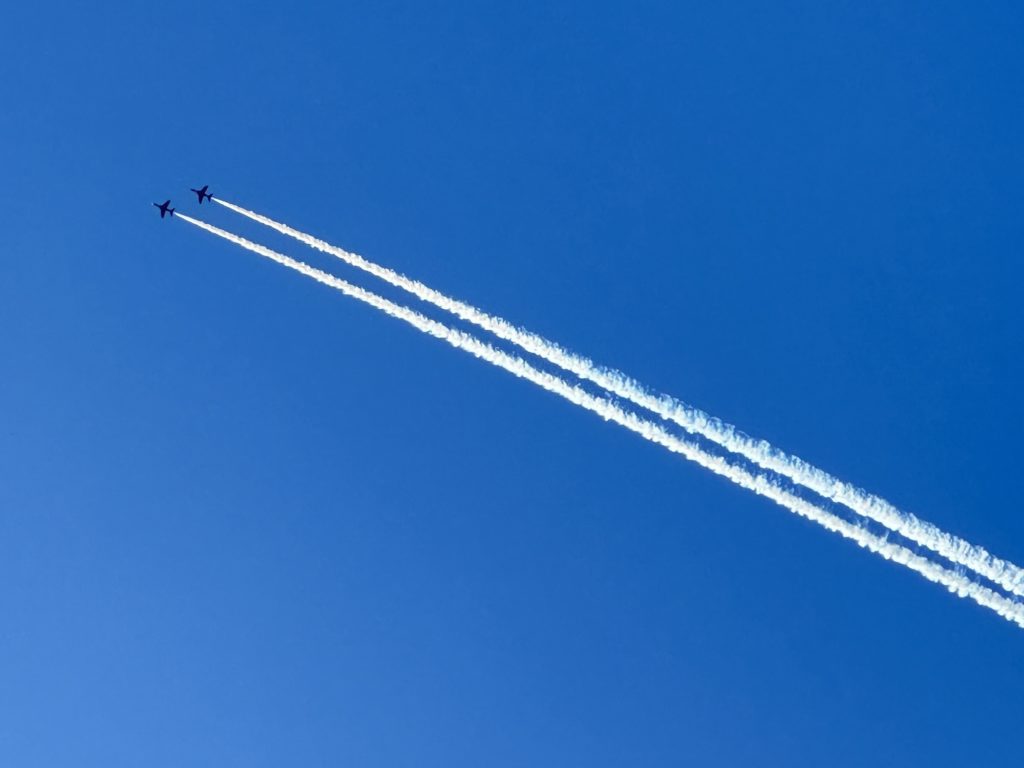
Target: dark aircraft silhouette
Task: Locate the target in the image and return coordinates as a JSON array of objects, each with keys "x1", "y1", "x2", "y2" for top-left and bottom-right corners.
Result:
[
  {"x1": 190, "y1": 184, "x2": 213, "y2": 204},
  {"x1": 153, "y1": 200, "x2": 175, "y2": 219}
]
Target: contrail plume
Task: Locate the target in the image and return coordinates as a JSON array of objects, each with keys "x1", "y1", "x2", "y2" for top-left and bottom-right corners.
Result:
[
  {"x1": 214, "y1": 198, "x2": 1024, "y2": 598},
  {"x1": 178, "y1": 212, "x2": 1024, "y2": 630}
]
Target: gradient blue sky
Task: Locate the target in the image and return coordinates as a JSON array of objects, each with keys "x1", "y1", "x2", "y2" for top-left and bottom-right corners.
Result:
[{"x1": 2, "y1": 2, "x2": 1023, "y2": 765}]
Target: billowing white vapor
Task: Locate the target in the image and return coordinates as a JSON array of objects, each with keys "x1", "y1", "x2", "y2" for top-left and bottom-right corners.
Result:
[
  {"x1": 178, "y1": 212, "x2": 1024, "y2": 630},
  {"x1": 213, "y1": 198, "x2": 1024, "y2": 599}
]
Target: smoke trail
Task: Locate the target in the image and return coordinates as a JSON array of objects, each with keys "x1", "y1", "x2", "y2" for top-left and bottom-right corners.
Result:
[
  {"x1": 178, "y1": 212, "x2": 1024, "y2": 629},
  {"x1": 214, "y1": 198, "x2": 1024, "y2": 598}
]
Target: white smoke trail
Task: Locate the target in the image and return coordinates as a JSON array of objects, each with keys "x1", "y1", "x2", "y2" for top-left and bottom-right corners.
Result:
[
  {"x1": 178, "y1": 212, "x2": 1024, "y2": 629},
  {"x1": 214, "y1": 198, "x2": 1024, "y2": 598}
]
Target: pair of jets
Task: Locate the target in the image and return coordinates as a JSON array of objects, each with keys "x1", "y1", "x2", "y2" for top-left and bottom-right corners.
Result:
[{"x1": 153, "y1": 184, "x2": 213, "y2": 219}]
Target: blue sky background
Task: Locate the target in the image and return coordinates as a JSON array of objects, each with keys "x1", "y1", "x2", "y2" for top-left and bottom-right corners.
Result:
[{"x1": 2, "y1": 2, "x2": 1023, "y2": 765}]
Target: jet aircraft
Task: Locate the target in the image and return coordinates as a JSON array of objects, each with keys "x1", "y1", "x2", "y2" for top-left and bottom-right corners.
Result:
[
  {"x1": 190, "y1": 184, "x2": 213, "y2": 204},
  {"x1": 153, "y1": 200, "x2": 175, "y2": 218}
]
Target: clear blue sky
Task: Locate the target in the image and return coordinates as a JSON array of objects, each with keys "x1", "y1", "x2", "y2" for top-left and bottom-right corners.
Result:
[{"x1": 2, "y1": 2, "x2": 1022, "y2": 765}]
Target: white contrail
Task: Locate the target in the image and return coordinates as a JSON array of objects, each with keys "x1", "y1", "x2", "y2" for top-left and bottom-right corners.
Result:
[
  {"x1": 178, "y1": 212, "x2": 1024, "y2": 630},
  {"x1": 213, "y1": 198, "x2": 1024, "y2": 598}
]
